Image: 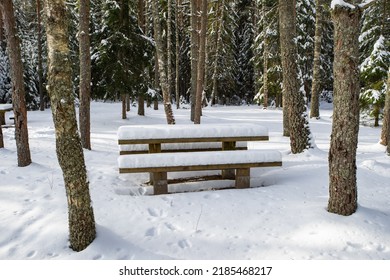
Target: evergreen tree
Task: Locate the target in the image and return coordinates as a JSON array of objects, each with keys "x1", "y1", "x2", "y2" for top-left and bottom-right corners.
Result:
[
  {"x1": 233, "y1": 0, "x2": 255, "y2": 103},
  {"x1": 253, "y1": 0, "x2": 282, "y2": 107},
  {"x1": 91, "y1": 0, "x2": 152, "y2": 103},
  {"x1": 296, "y1": 0, "x2": 315, "y2": 100},
  {"x1": 359, "y1": 0, "x2": 390, "y2": 126},
  {"x1": 207, "y1": 0, "x2": 236, "y2": 104}
]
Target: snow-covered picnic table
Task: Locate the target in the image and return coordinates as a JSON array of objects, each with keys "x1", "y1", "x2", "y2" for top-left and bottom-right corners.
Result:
[
  {"x1": 0, "y1": 104, "x2": 13, "y2": 126},
  {"x1": 117, "y1": 123, "x2": 282, "y2": 195}
]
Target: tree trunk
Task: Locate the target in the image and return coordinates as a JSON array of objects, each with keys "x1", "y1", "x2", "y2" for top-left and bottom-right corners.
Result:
[
  {"x1": 44, "y1": 0, "x2": 96, "y2": 251},
  {"x1": 121, "y1": 94, "x2": 127, "y2": 119},
  {"x1": 310, "y1": 0, "x2": 324, "y2": 119},
  {"x1": 1, "y1": 0, "x2": 32, "y2": 167},
  {"x1": 211, "y1": 0, "x2": 224, "y2": 106},
  {"x1": 167, "y1": 0, "x2": 173, "y2": 106},
  {"x1": 381, "y1": 69, "x2": 390, "y2": 150},
  {"x1": 190, "y1": 0, "x2": 199, "y2": 121},
  {"x1": 262, "y1": 0, "x2": 271, "y2": 109},
  {"x1": 138, "y1": 0, "x2": 146, "y2": 116},
  {"x1": 79, "y1": 0, "x2": 92, "y2": 150},
  {"x1": 279, "y1": 0, "x2": 312, "y2": 153},
  {"x1": 194, "y1": 0, "x2": 207, "y2": 124},
  {"x1": 152, "y1": 0, "x2": 175, "y2": 124},
  {"x1": 175, "y1": 0, "x2": 181, "y2": 109},
  {"x1": 37, "y1": 0, "x2": 45, "y2": 111},
  {"x1": 328, "y1": 2, "x2": 361, "y2": 216}
]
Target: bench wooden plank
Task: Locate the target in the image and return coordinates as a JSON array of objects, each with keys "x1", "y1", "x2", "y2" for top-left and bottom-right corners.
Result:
[
  {"x1": 118, "y1": 136, "x2": 269, "y2": 145},
  {"x1": 119, "y1": 161, "x2": 282, "y2": 173},
  {"x1": 118, "y1": 150, "x2": 282, "y2": 194}
]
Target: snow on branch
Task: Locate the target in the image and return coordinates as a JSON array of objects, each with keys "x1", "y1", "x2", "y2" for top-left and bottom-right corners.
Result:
[
  {"x1": 331, "y1": 0, "x2": 356, "y2": 10},
  {"x1": 331, "y1": 0, "x2": 378, "y2": 10}
]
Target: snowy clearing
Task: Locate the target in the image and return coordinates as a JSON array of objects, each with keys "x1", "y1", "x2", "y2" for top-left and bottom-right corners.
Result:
[{"x1": 0, "y1": 102, "x2": 389, "y2": 260}]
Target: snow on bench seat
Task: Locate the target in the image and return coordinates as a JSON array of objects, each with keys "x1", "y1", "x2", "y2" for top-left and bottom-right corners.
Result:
[
  {"x1": 118, "y1": 150, "x2": 282, "y2": 194},
  {"x1": 118, "y1": 150, "x2": 282, "y2": 171}
]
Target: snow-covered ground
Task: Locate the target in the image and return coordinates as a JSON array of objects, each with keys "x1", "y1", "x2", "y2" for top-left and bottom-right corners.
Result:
[{"x1": 0, "y1": 102, "x2": 389, "y2": 260}]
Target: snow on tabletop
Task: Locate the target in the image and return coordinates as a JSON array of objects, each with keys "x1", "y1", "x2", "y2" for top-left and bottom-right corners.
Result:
[
  {"x1": 118, "y1": 150, "x2": 282, "y2": 169},
  {"x1": 0, "y1": 104, "x2": 13, "y2": 110},
  {"x1": 119, "y1": 141, "x2": 248, "y2": 152},
  {"x1": 117, "y1": 123, "x2": 268, "y2": 140}
]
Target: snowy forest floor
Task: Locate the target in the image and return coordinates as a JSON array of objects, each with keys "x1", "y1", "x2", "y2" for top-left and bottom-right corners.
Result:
[{"x1": 0, "y1": 102, "x2": 389, "y2": 260}]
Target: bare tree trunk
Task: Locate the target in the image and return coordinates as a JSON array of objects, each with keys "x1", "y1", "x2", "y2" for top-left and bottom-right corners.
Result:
[
  {"x1": 167, "y1": 0, "x2": 173, "y2": 105},
  {"x1": 381, "y1": 69, "x2": 390, "y2": 149},
  {"x1": 122, "y1": 94, "x2": 127, "y2": 119},
  {"x1": 37, "y1": 0, "x2": 45, "y2": 111},
  {"x1": 138, "y1": 0, "x2": 146, "y2": 116},
  {"x1": 328, "y1": 2, "x2": 361, "y2": 216},
  {"x1": 44, "y1": 0, "x2": 96, "y2": 251},
  {"x1": 310, "y1": 0, "x2": 324, "y2": 119},
  {"x1": 194, "y1": 0, "x2": 207, "y2": 124},
  {"x1": 1, "y1": 0, "x2": 32, "y2": 167},
  {"x1": 279, "y1": 0, "x2": 312, "y2": 153},
  {"x1": 153, "y1": 0, "x2": 175, "y2": 124},
  {"x1": 262, "y1": 0, "x2": 271, "y2": 109},
  {"x1": 79, "y1": 0, "x2": 92, "y2": 150},
  {"x1": 211, "y1": 0, "x2": 224, "y2": 106},
  {"x1": 175, "y1": 0, "x2": 181, "y2": 109},
  {"x1": 190, "y1": 0, "x2": 199, "y2": 121}
]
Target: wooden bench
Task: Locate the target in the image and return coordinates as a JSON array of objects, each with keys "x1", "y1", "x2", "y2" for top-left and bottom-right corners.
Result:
[
  {"x1": 0, "y1": 104, "x2": 13, "y2": 126},
  {"x1": 117, "y1": 124, "x2": 282, "y2": 195}
]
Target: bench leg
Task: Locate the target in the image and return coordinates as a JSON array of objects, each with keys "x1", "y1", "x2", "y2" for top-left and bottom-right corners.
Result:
[
  {"x1": 0, "y1": 112, "x2": 5, "y2": 126},
  {"x1": 235, "y1": 168, "x2": 250, "y2": 189},
  {"x1": 222, "y1": 141, "x2": 236, "y2": 179},
  {"x1": 153, "y1": 172, "x2": 168, "y2": 195},
  {"x1": 222, "y1": 169, "x2": 235, "y2": 179}
]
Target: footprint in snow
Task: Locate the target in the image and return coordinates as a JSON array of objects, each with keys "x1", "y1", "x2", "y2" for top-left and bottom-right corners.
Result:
[
  {"x1": 164, "y1": 222, "x2": 179, "y2": 231},
  {"x1": 178, "y1": 239, "x2": 192, "y2": 249},
  {"x1": 145, "y1": 227, "x2": 160, "y2": 237},
  {"x1": 147, "y1": 208, "x2": 163, "y2": 217}
]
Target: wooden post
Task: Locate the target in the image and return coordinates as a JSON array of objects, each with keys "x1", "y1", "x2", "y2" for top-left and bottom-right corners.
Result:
[
  {"x1": 0, "y1": 111, "x2": 5, "y2": 125},
  {"x1": 235, "y1": 168, "x2": 250, "y2": 189},
  {"x1": 148, "y1": 143, "x2": 162, "y2": 183},
  {"x1": 222, "y1": 141, "x2": 235, "y2": 179},
  {"x1": 153, "y1": 171, "x2": 168, "y2": 195}
]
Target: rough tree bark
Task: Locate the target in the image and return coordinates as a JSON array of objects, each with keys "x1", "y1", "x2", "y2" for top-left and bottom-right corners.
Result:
[
  {"x1": 262, "y1": 0, "x2": 271, "y2": 109},
  {"x1": 194, "y1": 0, "x2": 207, "y2": 124},
  {"x1": 37, "y1": 0, "x2": 45, "y2": 111},
  {"x1": 44, "y1": 0, "x2": 96, "y2": 251},
  {"x1": 79, "y1": 0, "x2": 92, "y2": 150},
  {"x1": 1, "y1": 0, "x2": 32, "y2": 167},
  {"x1": 190, "y1": 0, "x2": 199, "y2": 121},
  {"x1": 328, "y1": 2, "x2": 362, "y2": 216},
  {"x1": 152, "y1": 0, "x2": 175, "y2": 124},
  {"x1": 310, "y1": 0, "x2": 325, "y2": 119},
  {"x1": 279, "y1": 0, "x2": 312, "y2": 153},
  {"x1": 138, "y1": 0, "x2": 146, "y2": 116},
  {"x1": 381, "y1": 69, "x2": 390, "y2": 152},
  {"x1": 175, "y1": 0, "x2": 181, "y2": 109},
  {"x1": 211, "y1": 0, "x2": 224, "y2": 106}
]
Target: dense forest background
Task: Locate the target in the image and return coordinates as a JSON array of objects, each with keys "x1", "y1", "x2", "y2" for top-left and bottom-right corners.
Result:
[{"x1": 0, "y1": 0, "x2": 389, "y2": 120}]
